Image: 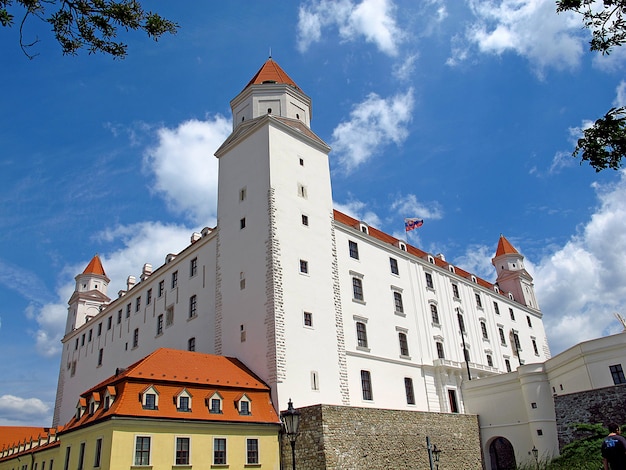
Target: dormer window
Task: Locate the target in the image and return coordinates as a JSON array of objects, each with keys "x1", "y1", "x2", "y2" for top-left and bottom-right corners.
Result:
[
  {"x1": 175, "y1": 389, "x2": 192, "y2": 412},
  {"x1": 206, "y1": 392, "x2": 223, "y2": 414},
  {"x1": 236, "y1": 394, "x2": 251, "y2": 415},
  {"x1": 76, "y1": 398, "x2": 87, "y2": 419},
  {"x1": 104, "y1": 386, "x2": 116, "y2": 411},
  {"x1": 89, "y1": 392, "x2": 100, "y2": 415},
  {"x1": 141, "y1": 386, "x2": 159, "y2": 410}
]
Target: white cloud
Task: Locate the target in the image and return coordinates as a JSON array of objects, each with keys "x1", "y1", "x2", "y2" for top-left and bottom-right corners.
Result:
[
  {"x1": 393, "y1": 54, "x2": 419, "y2": 81},
  {"x1": 0, "y1": 395, "x2": 50, "y2": 426},
  {"x1": 451, "y1": 0, "x2": 586, "y2": 76},
  {"x1": 614, "y1": 80, "x2": 626, "y2": 107},
  {"x1": 534, "y1": 170, "x2": 626, "y2": 353},
  {"x1": 455, "y1": 244, "x2": 497, "y2": 280},
  {"x1": 334, "y1": 199, "x2": 382, "y2": 227},
  {"x1": 143, "y1": 116, "x2": 231, "y2": 225},
  {"x1": 331, "y1": 88, "x2": 414, "y2": 172},
  {"x1": 297, "y1": 0, "x2": 403, "y2": 56},
  {"x1": 390, "y1": 193, "x2": 443, "y2": 220}
]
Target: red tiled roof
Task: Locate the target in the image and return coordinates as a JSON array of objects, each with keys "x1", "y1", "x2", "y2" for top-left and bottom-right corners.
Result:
[
  {"x1": 61, "y1": 349, "x2": 280, "y2": 432},
  {"x1": 244, "y1": 58, "x2": 301, "y2": 91},
  {"x1": 495, "y1": 235, "x2": 519, "y2": 257},
  {"x1": 333, "y1": 210, "x2": 506, "y2": 294},
  {"x1": 0, "y1": 427, "x2": 49, "y2": 448},
  {"x1": 82, "y1": 254, "x2": 106, "y2": 276}
]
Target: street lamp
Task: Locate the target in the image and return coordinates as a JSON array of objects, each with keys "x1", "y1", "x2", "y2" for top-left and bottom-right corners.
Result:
[
  {"x1": 432, "y1": 444, "x2": 441, "y2": 470},
  {"x1": 281, "y1": 399, "x2": 301, "y2": 470},
  {"x1": 531, "y1": 446, "x2": 539, "y2": 469}
]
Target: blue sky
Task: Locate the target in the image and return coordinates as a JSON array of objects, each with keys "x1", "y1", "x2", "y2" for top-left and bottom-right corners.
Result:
[{"x1": 1, "y1": 0, "x2": 625, "y2": 426}]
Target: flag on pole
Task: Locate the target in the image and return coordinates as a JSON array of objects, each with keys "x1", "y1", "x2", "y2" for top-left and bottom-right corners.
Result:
[{"x1": 405, "y1": 218, "x2": 424, "y2": 232}]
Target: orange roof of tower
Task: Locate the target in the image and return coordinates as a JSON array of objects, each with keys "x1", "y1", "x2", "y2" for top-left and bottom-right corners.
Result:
[
  {"x1": 83, "y1": 254, "x2": 106, "y2": 276},
  {"x1": 495, "y1": 235, "x2": 519, "y2": 257},
  {"x1": 244, "y1": 58, "x2": 301, "y2": 91}
]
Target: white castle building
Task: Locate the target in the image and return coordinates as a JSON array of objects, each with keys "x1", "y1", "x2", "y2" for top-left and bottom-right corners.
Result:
[{"x1": 53, "y1": 59, "x2": 550, "y2": 427}]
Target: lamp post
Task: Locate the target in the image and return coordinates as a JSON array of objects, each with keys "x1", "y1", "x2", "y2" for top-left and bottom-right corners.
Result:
[
  {"x1": 532, "y1": 446, "x2": 539, "y2": 470},
  {"x1": 432, "y1": 444, "x2": 441, "y2": 470},
  {"x1": 281, "y1": 399, "x2": 301, "y2": 470}
]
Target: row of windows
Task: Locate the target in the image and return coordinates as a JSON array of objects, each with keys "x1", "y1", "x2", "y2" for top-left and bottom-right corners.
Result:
[
  {"x1": 137, "y1": 388, "x2": 251, "y2": 415},
  {"x1": 360, "y1": 371, "x2": 452, "y2": 410}
]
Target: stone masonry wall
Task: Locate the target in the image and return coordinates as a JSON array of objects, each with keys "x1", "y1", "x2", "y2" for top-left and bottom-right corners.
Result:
[
  {"x1": 280, "y1": 404, "x2": 482, "y2": 470},
  {"x1": 554, "y1": 384, "x2": 626, "y2": 450}
]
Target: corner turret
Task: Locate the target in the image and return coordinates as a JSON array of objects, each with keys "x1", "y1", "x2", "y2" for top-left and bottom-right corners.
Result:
[
  {"x1": 491, "y1": 235, "x2": 539, "y2": 310},
  {"x1": 65, "y1": 255, "x2": 111, "y2": 334}
]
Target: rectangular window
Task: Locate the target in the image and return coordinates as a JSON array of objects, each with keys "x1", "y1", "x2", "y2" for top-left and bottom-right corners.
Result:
[
  {"x1": 398, "y1": 332, "x2": 409, "y2": 356},
  {"x1": 97, "y1": 348, "x2": 103, "y2": 366},
  {"x1": 505, "y1": 359, "x2": 512, "y2": 372},
  {"x1": 304, "y1": 312, "x2": 313, "y2": 327},
  {"x1": 88, "y1": 330, "x2": 92, "y2": 342},
  {"x1": 117, "y1": 310, "x2": 122, "y2": 324},
  {"x1": 404, "y1": 377, "x2": 415, "y2": 405},
  {"x1": 481, "y1": 321, "x2": 489, "y2": 340},
  {"x1": 210, "y1": 398, "x2": 221, "y2": 414},
  {"x1": 532, "y1": 339, "x2": 539, "y2": 356},
  {"x1": 240, "y1": 187, "x2": 247, "y2": 201},
  {"x1": 475, "y1": 293, "x2": 482, "y2": 308},
  {"x1": 509, "y1": 308, "x2": 515, "y2": 321},
  {"x1": 493, "y1": 302, "x2": 500, "y2": 315},
  {"x1": 213, "y1": 438, "x2": 227, "y2": 465},
  {"x1": 81, "y1": 334, "x2": 85, "y2": 346},
  {"x1": 457, "y1": 313, "x2": 466, "y2": 334},
  {"x1": 448, "y1": 389, "x2": 459, "y2": 413},
  {"x1": 107, "y1": 316, "x2": 112, "y2": 330},
  {"x1": 157, "y1": 314, "x2": 163, "y2": 335},
  {"x1": 188, "y1": 337, "x2": 195, "y2": 352},
  {"x1": 246, "y1": 438, "x2": 259, "y2": 465},
  {"x1": 352, "y1": 277, "x2": 364, "y2": 301},
  {"x1": 189, "y1": 295, "x2": 197, "y2": 318},
  {"x1": 425, "y1": 272, "x2": 434, "y2": 289},
  {"x1": 300, "y1": 259, "x2": 309, "y2": 274},
  {"x1": 463, "y1": 348, "x2": 471, "y2": 362},
  {"x1": 133, "y1": 328, "x2": 139, "y2": 348},
  {"x1": 239, "y1": 400, "x2": 250, "y2": 415},
  {"x1": 158, "y1": 280, "x2": 164, "y2": 297},
  {"x1": 146, "y1": 288, "x2": 152, "y2": 305},
  {"x1": 393, "y1": 292, "x2": 404, "y2": 313},
  {"x1": 513, "y1": 332, "x2": 521, "y2": 351},
  {"x1": 135, "y1": 297, "x2": 141, "y2": 312},
  {"x1": 240, "y1": 272, "x2": 246, "y2": 290},
  {"x1": 171, "y1": 271, "x2": 178, "y2": 289},
  {"x1": 301, "y1": 214, "x2": 309, "y2": 226},
  {"x1": 390, "y1": 257, "x2": 399, "y2": 275},
  {"x1": 452, "y1": 283, "x2": 460, "y2": 299},
  {"x1": 240, "y1": 217, "x2": 246, "y2": 229},
  {"x1": 175, "y1": 437, "x2": 190, "y2": 465},
  {"x1": 135, "y1": 436, "x2": 151, "y2": 466},
  {"x1": 94, "y1": 438, "x2": 102, "y2": 468},
  {"x1": 361, "y1": 370, "x2": 373, "y2": 400},
  {"x1": 610, "y1": 364, "x2": 626, "y2": 385},
  {"x1": 356, "y1": 322, "x2": 368, "y2": 348},
  {"x1": 166, "y1": 306, "x2": 174, "y2": 326},
  {"x1": 78, "y1": 442, "x2": 85, "y2": 470},
  {"x1": 487, "y1": 354, "x2": 493, "y2": 367},
  {"x1": 190, "y1": 257, "x2": 198, "y2": 277},
  {"x1": 527, "y1": 315, "x2": 532, "y2": 328},
  {"x1": 144, "y1": 394, "x2": 156, "y2": 410},
  {"x1": 63, "y1": 446, "x2": 70, "y2": 470},
  {"x1": 97, "y1": 323, "x2": 102, "y2": 336},
  {"x1": 430, "y1": 304, "x2": 440, "y2": 324},
  {"x1": 349, "y1": 240, "x2": 359, "y2": 259},
  {"x1": 178, "y1": 396, "x2": 190, "y2": 412},
  {"x1": 436, "y1": 342, "x2": 445, "y2": 359},
  {"x1": 499, "y1": 327, "x2": 506, "y2": 345},
  {"x1": 75, "y1": 338, "x2": 79, "y2": 350},
  {"x1": 126, "y1": 304, "x2": 131, "y2": 318}
]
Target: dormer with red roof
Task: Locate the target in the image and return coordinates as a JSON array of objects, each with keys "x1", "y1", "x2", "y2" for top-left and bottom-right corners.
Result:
[
  {"x1": 492, "y1": 235, "x2": 539, "y2": 310},
  {"x1": 65, "y1": 255, "x2": 111, "y2": 334},
  {"x1": 229, "y1": 57, "x2": 312, "y2": 130}
]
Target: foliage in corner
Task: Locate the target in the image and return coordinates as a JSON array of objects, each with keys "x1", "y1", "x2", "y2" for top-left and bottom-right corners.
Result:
[
  {"x1": 556, "y1": 0, "x2": 626, "y2": 171},
  {"x1": 0, "y1": 0, "x2": 178, "y2": 59}
]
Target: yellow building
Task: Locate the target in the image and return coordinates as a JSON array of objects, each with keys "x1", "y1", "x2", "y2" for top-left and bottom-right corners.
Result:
[{"x1": 1, "y1": 349, "x2": 281, "y2": 469}]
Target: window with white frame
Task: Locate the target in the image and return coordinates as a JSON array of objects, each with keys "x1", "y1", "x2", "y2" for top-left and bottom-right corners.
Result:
[
  {"x1": 134, "y1": 436, "x2": 151, "y2": 466},
  {"x1": 452, "y1": 283, "x2": 460, "y2": 299},
  {"x1": 349, "y1": 240, "x2": 359, "y2": 259},
  {"x1": 404, "y1": 377, "x2": 415, "y2": 405},
  {"x1": 238, "y1": 395, "x2": 251, "y2": 415},
  {"x1": 493, "y1": 301, "x2": 500, "y2": 315},
  {"x1": 157, "y1": 314, "x2": 163, "y2": 335},
  {"x1": 94, "y1": 438, "x2": 102, "y2": 468},
  {"x1": 498, "y1": 327, "x2": 506, "y2": 345},
  {"x1": 398, "y1": 332, "x2": 409, "y2": 357},
  {"x1": 436, "y1": 341, "x2": 445, "y2": 359},
  {"x1": 480, "y1": 321, "x2": 489, "y2": 340},
  {"x1": 425, "y1": 272, "x2": 434, "y2": 289},
  {"x1": 486, "y1": 354, "x2": 493, "y2": 367},
  {"x1": 390, "y1": 257, "x2": 399, "y2": 275},
  {"x1": 176, "y1": 391, "x2": 191, "y2": 412},
  {"x1": 509, "y1": 308, "x2": 515, "y2": 321},
  {"x1": 352, "y1": 275, "x2": 364, "y2": 301},
  {"x1": 300, "y1": 259, "x2": 309, "y2": 274},
  {"x1": 246, "y1": 438, "x2": 259, "y2": 465},
  {"x1": 393, "y1": 291, "x2": 404, "y2": 313},
  {"x1": 132, "y1": 328, "x2": 139, "y2": 348},
  {"x1": 141, "y1": 387, "x2": 158, "y2": 410},
  {"x1": 475, "y1": 293, "x2": 482, "y2": 308},
  {"x1": 430, "y1": 304, "x2": 440, "y2": 324},
  {"x1": 303, "y1": 311, "x2": 313, "y2": 327},
  {"x1": 361, "y1": 370, "x2": 373, "y2": 400},
  {"x1": 207, "y1": 393, "x2": 222, "y2": 414},
  {"x1": 356, "y1": 321, "x2": 368, "y2": 349},
  {"x1": 190, "y1": 257, "x2": 198, "y2": 277},
  {"x1": 189, "y1": 295, "x2": 197, "y2": 318},
  {"x1": 175, "y1": 437, "x2": 190, "y2": 465},
  {"x1": 213, "y1": 438, "x2": 227, "y2": 465},
  {"x1": 171, "y1": 271, "x2": 178, "y2": 289},
  {"x1": 532, "y1": 338, "x2": 539, "y2": 356}
]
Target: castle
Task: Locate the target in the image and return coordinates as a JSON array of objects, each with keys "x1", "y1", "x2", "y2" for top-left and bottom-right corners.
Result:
[{"x1": 53, "y1": 58, "x2": 549, "y2": 429}]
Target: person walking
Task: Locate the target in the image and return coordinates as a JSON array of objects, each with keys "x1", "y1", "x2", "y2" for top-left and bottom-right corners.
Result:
[{"x1": 602, "y1": 423, "x2": 626, "y2": 470}]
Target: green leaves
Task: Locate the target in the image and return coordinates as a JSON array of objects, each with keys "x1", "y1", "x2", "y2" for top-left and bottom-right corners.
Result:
[
  {"x1": 1, "y1": 0, "x2": 178, "y2": 58},
  {"x1": 574, "y1": 108, "x2": 626, "y2": 172}
]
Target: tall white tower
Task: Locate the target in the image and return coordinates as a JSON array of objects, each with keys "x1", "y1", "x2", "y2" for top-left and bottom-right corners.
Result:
[
  {"x1": 214, "y1": 58, "x2": 348, "y2": 410},
  {"x1": 65, "y1": 254, "x2": 111, "y2": 334},
  {"x1": 491, "y1": 235, "x2": 539, "y2": 310}
]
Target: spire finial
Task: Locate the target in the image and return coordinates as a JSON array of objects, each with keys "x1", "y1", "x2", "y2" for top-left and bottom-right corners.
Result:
[{"x1": 269, "y1": 47, "x2": 272, "y2": 59}]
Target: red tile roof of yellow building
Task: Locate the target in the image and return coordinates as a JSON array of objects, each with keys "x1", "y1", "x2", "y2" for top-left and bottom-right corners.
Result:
[
  {"x1": 82, "y1": 254, "x2": 107, "y2": 276},
  {"x1": 495, "y1": 234, "x2": 519, "y2": 257},
  {"x1": 60, "y1": 348, "x2": 280, "y2": 432},
  {"x1": 245, "y1": 58, "x2": 301, "y2": 91},
  {"x1": 0, "y1": 426, "x2": 55, "y2": 450}
]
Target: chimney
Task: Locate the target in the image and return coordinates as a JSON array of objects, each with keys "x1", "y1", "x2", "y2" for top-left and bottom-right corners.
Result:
[
  {"x1": 140, "y1": 263, "x2": 153, "y2": 281},
  {"x1": 127, "y1": 276, "x2": 136, "y2": 291}
]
